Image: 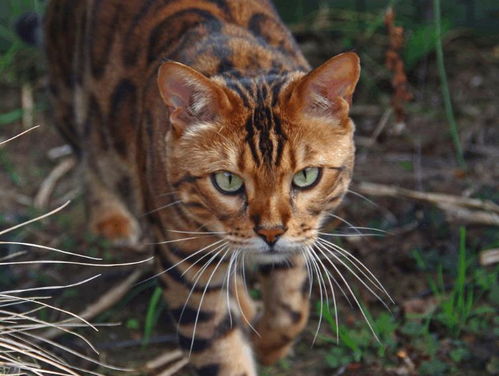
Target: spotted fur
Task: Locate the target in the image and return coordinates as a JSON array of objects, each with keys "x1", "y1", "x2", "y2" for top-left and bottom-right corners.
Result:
[{"x1": 44, "y1": 1, "x2": 360, "y2": 374}]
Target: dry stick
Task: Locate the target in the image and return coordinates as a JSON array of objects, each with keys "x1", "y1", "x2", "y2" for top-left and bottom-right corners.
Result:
[
  {"x1": 34, "y1": 158, "x2": 76, "y2": 209},
  {"x1": 479, "y1": 249, "x2": 499, "y2": 266},
  {"x1": 42, "y1": 266, "x2": 149, "y2": 340},
  {"x1": 21, "y1": 83, "x2": 34, "y2": 130},
  {"x1": 355, "y1": 182, "x2": 499, "y2": 226}
]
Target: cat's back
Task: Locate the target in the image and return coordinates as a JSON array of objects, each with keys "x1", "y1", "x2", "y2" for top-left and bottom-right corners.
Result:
[{"x1": 45, "y1": 0, "x2": 307, "y2": 80}]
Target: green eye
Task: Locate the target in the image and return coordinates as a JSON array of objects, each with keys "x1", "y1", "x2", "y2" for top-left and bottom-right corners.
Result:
[
  {"x1": 292, "y1": 167, "x2": 321, "y2": 189},
  {"x1": 212, "y1": 171, "x2": 244, "y2": 194}
]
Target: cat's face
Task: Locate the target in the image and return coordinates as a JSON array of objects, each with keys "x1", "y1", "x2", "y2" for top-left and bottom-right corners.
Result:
[{"x1": 158, "y1": 53, "x2": 360, "y2": 262}]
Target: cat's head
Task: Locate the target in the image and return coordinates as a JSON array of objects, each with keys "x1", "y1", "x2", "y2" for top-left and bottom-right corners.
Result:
[{"x1": 157, "y1": 52, "x2": 360, "y2": 262}]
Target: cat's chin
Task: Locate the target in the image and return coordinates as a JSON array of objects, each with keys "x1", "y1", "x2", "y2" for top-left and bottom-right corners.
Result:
[{"x1": 242, "y1": 247, "x2": 303, "y2": 265}]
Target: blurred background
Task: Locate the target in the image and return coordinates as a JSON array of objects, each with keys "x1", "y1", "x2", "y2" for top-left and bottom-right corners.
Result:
[{"x1": 1, "y1": 1, "x2": 498, "y2": 375}]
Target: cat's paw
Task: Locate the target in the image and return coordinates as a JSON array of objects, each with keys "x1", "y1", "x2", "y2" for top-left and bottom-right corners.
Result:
[
  {"x1": 254, "y1": 341, "x2": 293, "y2": 366},
  {"x1": 90, "y1": 210, "x2": 143, "y2": 251}
]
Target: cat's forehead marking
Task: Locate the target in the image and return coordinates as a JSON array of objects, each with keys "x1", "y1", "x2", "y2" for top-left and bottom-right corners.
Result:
[{"x1": 235, "y1": 75, "x2": 289, "y2": 168}]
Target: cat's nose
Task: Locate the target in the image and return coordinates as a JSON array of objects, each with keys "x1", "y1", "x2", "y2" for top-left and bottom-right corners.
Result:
[{"x1": 254, "y1": 225, "x2": 287, "y2": 246}]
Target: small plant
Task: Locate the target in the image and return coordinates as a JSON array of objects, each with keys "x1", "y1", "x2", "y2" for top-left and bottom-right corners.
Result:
[
  {"x1": 142, "y1": 285, "x2": 166, "y2": 346},
  {"x1": 320, "y1": 304, "x2": 397, "y2": 369}
]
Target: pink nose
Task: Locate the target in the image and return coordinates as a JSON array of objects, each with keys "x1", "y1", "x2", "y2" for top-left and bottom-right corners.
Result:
[{"x1": 254, "y1": 225, "x2": 287, "y2": 246}]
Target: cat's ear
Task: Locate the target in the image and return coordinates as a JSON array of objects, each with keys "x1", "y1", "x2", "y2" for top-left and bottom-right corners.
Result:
[
  {"x1": 157, "y1": 61, "x2": 231, "y2": 136},
  {"x1": 289, "y1": 52, "x2": 360, "y2": 124}
]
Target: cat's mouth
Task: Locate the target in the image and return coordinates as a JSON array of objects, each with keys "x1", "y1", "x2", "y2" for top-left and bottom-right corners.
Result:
[{"x1": 228, "y1": 236, "x2": 315, "y2": 264}]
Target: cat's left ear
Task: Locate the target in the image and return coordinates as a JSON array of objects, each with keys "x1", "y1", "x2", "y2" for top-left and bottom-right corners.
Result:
[
  {"x1": 157, "y1": 61, "x2": 232, "y2": 137},
  {"x1": 288, "y1": 52, "x2": 360, "y2": 124}
]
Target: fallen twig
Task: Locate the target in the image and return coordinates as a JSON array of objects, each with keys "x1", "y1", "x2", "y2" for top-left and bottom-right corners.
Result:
[
  {"x1": 34, "y1": 158, "x2": 76, "y2": 209},
  {"x1": 479, "y1": 249, "x2": 499, "y2": 266},
  {"x1": 355, "y1": 182, "x2": 499, "y2": 226}
]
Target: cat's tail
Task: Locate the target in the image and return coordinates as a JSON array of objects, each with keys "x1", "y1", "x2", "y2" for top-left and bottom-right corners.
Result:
[{"x1": 14, "y1": 11, "x2": 43, "y2": 47}]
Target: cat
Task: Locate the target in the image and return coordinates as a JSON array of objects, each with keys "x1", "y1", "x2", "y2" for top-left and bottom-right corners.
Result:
[{"x1": 44, "y1": 0, "x2": 360, "y2": 374}]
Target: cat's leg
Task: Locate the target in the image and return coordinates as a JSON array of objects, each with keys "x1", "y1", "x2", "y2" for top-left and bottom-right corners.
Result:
[
  {"x1": 253, "y1": 254, "x2": 310, "y2": 365},
  {"x1": 157, "y1": 247, "x2": 258, "y2": 376}
]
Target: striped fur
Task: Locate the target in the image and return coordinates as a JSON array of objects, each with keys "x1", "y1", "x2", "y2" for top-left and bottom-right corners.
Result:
[{"x1": 44, "y1": 1, "x2": 360, "y2": 374}]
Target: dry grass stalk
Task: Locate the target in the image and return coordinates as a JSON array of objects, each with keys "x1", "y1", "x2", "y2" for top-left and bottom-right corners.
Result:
[{"x1": 34, "y1": 158, "x2": 76, "y2": 209}]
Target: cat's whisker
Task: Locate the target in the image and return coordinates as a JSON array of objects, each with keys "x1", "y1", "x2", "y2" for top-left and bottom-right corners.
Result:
[
  {"x1": 182, "y1": 242, "x2": 229, "y2": 280},
  {"x1": 301, "y1": 251, "x2": 314, "y2": 299},
  {"x1": 318, "y1": 237, "x2": 394, "y2": 304},
  {"x1": 307, "y1": 246, "x2": 339, "y2": 343},
  {"x1": 347, "y1": 188, "x2": 379, "y2": 208},
  {"x1": 318, "y1": 231, "x2": 384, "y2": 238},
  {"x1": 323, "y1": 212, "x2": 363, "y2": 235},
  {"x1": 177, "y1": 244, "x2": 229, "y2": 329},
  {"x1": 151, "y1": 235, "x2": 207, "y2": 245},
  {"x1": 314, "y1": 243, "x2": 381, "y2": 343},
  {"x1": 225, "y1": 249, "x2": 239, "y2": 328},
  {"x1": 322, "y1": 212, "x2": 388, "y2": 235},
  {"x1": 346, "y1": 226, "x2": 388, "y2": 234},
  {"x1": 137, "y1": 239, "x2": 226, "y2": 285},
  {"x1": 316, "y1": 241, "x2": 391, "y2": 311},
  {"x1": 232, "y1": 251, "x2": 260, "y2": 338},
  {"x1": 190, "y1": 248, "x2": 230, "y2": 356},
  {"x1": 157, "y1": 190, "x2": 179, "y2": 198},
  {"x1": 167, "y1": 229, "x2": 226, "y2": 235},
  {"x1": 141, "y1": 200, "x2": 182, "y2": 217},
  {"x1": 304, "y1": 246, "x2": 326, "y2": 345}
]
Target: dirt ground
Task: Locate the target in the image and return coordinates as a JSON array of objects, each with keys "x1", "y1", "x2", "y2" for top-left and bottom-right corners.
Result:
[{"x1": 1, "y1": 27, "x2": 498, "y2": 376}]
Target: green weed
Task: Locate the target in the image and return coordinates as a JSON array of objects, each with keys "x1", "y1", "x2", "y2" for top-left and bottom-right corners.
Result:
[
  {"x1": 320, "y1": 304, "x2": 397, "y2": 368},
  {"x1": 142, "y1": 286, "x2": 165, "y2": 346}
]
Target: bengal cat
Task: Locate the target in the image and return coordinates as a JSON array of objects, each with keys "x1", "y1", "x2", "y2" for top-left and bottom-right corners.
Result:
[{"x1": 44, "y1": 0, "x2": 361, "y2": 374}]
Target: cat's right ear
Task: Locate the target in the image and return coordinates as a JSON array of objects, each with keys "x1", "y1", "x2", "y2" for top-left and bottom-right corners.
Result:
[{"x1": 157, "y1": 61, "x2": 232, "y2": 137}]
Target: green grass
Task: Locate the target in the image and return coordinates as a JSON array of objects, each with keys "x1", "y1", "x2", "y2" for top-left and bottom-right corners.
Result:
[
  {"x1": 319, "y1": 227, "x2": 497, "y2": 374},
  {"x1": 142, "y1": 286, "x2": 166, "y2": 346},
  {"x1": 433, "y1": 0, "x2": 466, "y2": 169}
]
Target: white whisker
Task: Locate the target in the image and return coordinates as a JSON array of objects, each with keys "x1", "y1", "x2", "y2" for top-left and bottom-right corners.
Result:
[
  {"x1": 318, "y1": 237, "x2": 394, "y2": 304},
  {"x1": 307, "y1": 246, "x2": 339, "y2": 343},
  {"x1": 177, "y1": 244, "x2": 229, "y2": 330},
  {"x1": 303, "y1": 247, "x2": 325, "y2": 345},
  {"x1": 138, "y1": 239, "x2": 226, "y2": 285},
  {"x1": 150, "y1": 235, "x2": 206, "y2": 245},
  {"x1": 314, "y1": 242, "x2": 380, "y2": 343},
  {"x1": 233, "y1": 251, "x2": 260, "y2": 337},
  {"x1": 167, "y1": 229, "x2": 226, "y2": 235},
  {"x1": 347, "y1": 188, "x2": 379, "y2": 207},
  {"x1": 318, "y1": 231, "x2": 384, "y2": 238},
  {"x1": 316, "y1": 240, "x2": 391, "y2": 311},
  {"x1": 190, "y1": 248, "x2": 230, "y2": 356},
  {"x1": 141, "y1": 200, "x2": 182, "y2": 216}
]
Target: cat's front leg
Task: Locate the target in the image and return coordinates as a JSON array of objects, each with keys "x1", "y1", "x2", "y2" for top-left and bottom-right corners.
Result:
[
  {"x1": 253, "y1": 254, "x2": 310, "y2": 365},
  {"x1": 156, "y1": 247, "x2": 258, "y2": 376}
]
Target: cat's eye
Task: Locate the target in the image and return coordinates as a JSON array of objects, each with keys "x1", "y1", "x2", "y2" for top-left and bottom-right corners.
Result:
[
  {"x1": 212, "y1": 171, "x2": 244, "y2": 194},
  {"x1": 292, "y1": 167, "x2": 321, "y2": 189}
]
